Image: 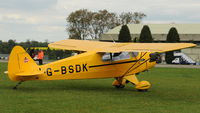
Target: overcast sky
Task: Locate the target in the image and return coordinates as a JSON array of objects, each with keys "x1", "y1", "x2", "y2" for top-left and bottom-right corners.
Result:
[{"x1": 0, "y1": 0, "x2": 200, "y2": 42}]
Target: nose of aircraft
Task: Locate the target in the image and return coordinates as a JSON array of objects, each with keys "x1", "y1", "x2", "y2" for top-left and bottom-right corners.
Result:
[{"x1": 149, "y1": 52, "x2": 161, "y2": 63}]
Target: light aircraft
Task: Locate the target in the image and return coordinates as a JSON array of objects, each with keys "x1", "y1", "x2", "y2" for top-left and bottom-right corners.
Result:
[{"x1": 5, "y1": 39, "x2": 196, "y2": 91}]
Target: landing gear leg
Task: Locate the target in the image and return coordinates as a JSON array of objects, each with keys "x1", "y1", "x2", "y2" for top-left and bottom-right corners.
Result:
[
  {"x1": 112, "y1": 77, "x2": 126, "y2": 89},
  {"x1": 13, "y1": 81, "x2": 23, "y2": 90}
]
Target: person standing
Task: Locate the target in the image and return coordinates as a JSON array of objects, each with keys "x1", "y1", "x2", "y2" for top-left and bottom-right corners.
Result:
[
  {"x1": 29, "y1": 49, "x2": 35, "y2": 59},
  {"x1": 37, "y1": 50, "x2": 44, "y2": 65}
]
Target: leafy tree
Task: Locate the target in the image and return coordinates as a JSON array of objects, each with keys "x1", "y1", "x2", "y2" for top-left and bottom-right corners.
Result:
[
  {"x1": 90, "y1": 10, "x2": 119, "y2": 39},
  {"x1": 7, "y1": 39, "x2": 16, "y2": 53},
  {"x1": 67, "y1": 9, "x2": 146, "y2": 40},
  {"x1": 132, "y1": 12, "x2": 146, "y2": 24},
  {"x1": 0, "y1": 39, "x2": 16, "y2": 54},
  {"x1": 67, "y1": 9, "x2": 92, "y2": 40},
  {"x1": 166, "y1": 27, "x2": 180, "y2": 42},
  {"x1": 118, "y1": 25, "x2": 132, "y2": 42},
  {"x1": 139, "y1": 25, "x2": 153, "y2": 42},
  {"x1": 119, "y1": 12, "x2": 146, "y2": 25},
  {"x1": 165, "y1": 27, "x2": 180, "y2": 64},
  {"x1": 0, "y1": 42, "x2": 8, "y2": 53}
]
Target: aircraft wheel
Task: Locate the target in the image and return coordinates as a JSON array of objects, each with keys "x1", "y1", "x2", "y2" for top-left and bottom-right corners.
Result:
[
  {"x1": 137, "y1": 89, "x2": 148, "y2": 92},
  {"x1": 115, "y1": 85, "x2": 125, "y2": 89}
]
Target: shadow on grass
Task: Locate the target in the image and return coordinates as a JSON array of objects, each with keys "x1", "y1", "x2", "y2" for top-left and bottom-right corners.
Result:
[{"x1": 5, "y1": 80, "x2": 137, "y2": 94}]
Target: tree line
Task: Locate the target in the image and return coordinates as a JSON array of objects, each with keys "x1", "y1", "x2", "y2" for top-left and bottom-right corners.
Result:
[
  {"x1": 0, "y1": 40, "x2": 71, "y2": 60},
  {"x1": 0, "y1": 40, "x2": 48, "y2": 54}
]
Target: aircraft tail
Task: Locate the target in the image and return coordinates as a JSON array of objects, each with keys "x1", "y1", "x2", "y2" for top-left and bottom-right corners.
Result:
[{"x1": 8, "y1": 46, "x2": 42, "y2": 81}]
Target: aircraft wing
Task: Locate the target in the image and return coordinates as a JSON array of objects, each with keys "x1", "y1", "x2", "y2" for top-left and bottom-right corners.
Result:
[
  {"x1": 48, "y1": 39, "x2": 113, "y2": 51},
  {"x1": 101, "y1": 42, "x2": 196, "y2": 53},
  {"x1": 48, "y1": 39, "x2": 196, "y2": 53}
]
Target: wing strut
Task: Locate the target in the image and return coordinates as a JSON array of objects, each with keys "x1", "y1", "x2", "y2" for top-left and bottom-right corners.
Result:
[{"x1": 122, "y1": 52, "x2": 148, "y2": 76}]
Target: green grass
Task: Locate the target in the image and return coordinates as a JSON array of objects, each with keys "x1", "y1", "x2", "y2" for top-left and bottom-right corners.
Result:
[{"x1": 0, "y1": 62, "x2": 200, "y2": 113}]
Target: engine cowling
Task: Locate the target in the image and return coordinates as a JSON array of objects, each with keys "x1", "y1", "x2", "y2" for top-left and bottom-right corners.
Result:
[{"x1": 149, "y1": 53, "x2": 161, "y2": 63}]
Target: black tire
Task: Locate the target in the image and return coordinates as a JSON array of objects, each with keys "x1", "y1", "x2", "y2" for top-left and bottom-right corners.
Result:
[
  {"x1": 137, "y1": 89, "x2": 148, "y2": 92},
  {"x1": 115, "y1": 85, "x2": 125, "y2": 89}
]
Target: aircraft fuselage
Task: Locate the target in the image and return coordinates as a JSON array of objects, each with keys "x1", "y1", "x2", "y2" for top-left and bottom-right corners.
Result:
[{"x1": 36, "y1": 51, "x2": 156, "y2": 81}]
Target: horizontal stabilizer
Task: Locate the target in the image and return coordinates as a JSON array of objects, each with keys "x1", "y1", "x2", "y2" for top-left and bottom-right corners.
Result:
[
  {"x1": 4, "y1": 71, "x2": 8, "y2": 74},
  {"x1": 16, "y1": 71, "x2": 43, "y2": 77}
]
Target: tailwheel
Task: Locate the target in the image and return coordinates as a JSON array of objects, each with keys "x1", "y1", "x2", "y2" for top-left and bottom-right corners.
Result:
[{"x1": 135, "y1": 81, "x2": 151, "y2": 92}]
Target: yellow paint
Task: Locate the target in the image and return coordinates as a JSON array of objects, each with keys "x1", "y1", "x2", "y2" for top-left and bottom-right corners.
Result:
[
  {"x1": 6, "y1": 39, "x2": 196, "y2": 91},
  {"x1": 8, "y1": 46, "x2": 41, "y2": 81},
  {"x1": 135, "y1": 81, "x2": 151, "y2": 90},
  {"x1": 123, "y1": 75, "x2": 139, "y2": 85}
]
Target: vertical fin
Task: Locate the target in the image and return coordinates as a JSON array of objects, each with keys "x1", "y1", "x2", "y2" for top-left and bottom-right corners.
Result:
[{"x1": 8, "y1": 46, "x2": 39, "y2": 81}]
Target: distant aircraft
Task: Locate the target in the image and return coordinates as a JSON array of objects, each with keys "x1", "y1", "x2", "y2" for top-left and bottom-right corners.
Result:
[{"x1": 5, "y1": 39, "x2": 196, "y2": 91}]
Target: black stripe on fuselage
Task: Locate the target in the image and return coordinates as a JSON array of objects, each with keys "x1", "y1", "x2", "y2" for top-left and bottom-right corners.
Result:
[{"x1": 89, "y1": 60, "x2": 138, "y2": 68}]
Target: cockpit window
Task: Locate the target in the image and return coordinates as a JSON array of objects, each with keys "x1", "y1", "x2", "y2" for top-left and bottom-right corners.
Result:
[
  {"x1": 131, "y1": 52, "x2": 139, "y2": 58},
  {"x1": 102, "y1": 53, "x2": 112, "y2": 61},
  {"x1": 102, "y1": 52, "x2": 132, "y2": 61},
  {"x1": 102, "y1": 52, "x2": 139, "y2": 61}
]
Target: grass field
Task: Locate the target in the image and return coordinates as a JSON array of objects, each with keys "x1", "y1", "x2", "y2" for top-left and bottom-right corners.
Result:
[{"x1": 0, "y1": 62, "x2": 200, "y2": 113}]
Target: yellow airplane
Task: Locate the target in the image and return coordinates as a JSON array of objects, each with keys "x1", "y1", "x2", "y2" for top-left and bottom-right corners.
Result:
[{"x1": 6, "y1": 39, "x2": 196, "y2": 91}]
